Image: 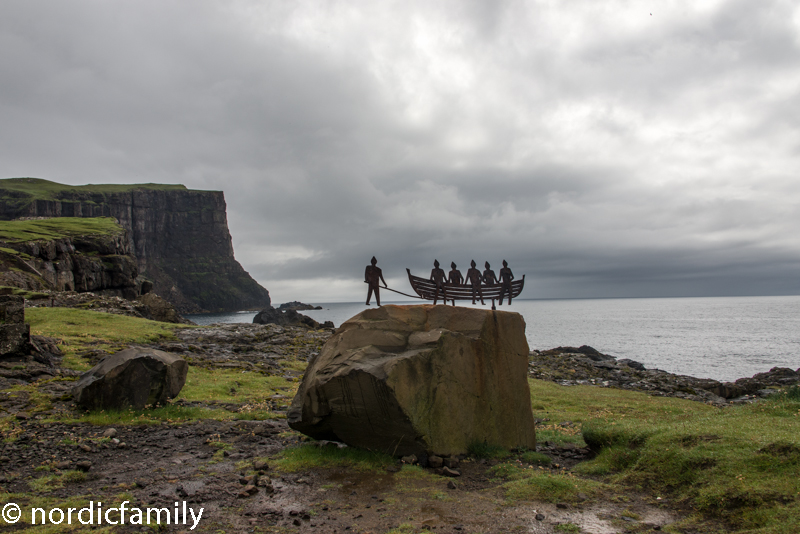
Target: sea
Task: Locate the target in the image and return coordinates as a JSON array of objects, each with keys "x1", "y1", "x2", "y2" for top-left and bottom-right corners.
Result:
[{"x1": 185, "y1": 296, "x2": 800, "y2": 383}]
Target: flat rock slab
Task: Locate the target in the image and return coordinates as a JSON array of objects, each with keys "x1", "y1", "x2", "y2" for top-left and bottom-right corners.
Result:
[
  {"x1": 72, "y1": 347, "x2": 188, "y2": 410},
  {"x1": 288, "y1": 304, "x2": 536, "y2": 456}
]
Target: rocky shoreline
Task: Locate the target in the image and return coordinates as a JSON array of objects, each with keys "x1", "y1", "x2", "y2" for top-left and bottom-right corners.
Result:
[{"x1": 529, "y1": 345, "x2": 800, "y2": 406}]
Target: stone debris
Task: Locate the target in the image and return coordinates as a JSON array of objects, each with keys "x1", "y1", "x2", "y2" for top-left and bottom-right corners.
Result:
[{"x1": 529, "y1": 345, "x2": 800, "y2": 405}]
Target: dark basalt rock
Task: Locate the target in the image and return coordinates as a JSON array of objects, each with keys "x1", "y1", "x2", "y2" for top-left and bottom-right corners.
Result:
[
  {"x1": 529, "y1": 347, "x2": 800, "y2": 405},
  {"x1": 253, "y1": 307, "x2": 319, "y2": 328},
  {"x1": 72, "y1": 347, "x2": 188, "y2": 410},
  {"x1": 0, "y1": 233, "x2": 139, "y2": 298},
  {"x1": 278, "y1": 301, "x2": 322, "y2": 311}
]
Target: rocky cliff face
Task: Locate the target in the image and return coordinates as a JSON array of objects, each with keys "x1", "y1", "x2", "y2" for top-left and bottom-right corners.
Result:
[
  {"x1": 0, "y1": 178, "x2": 270, "y2": 312},
  {"x1": 0, "y1": 231, "x2": 139, "y2": 298}
]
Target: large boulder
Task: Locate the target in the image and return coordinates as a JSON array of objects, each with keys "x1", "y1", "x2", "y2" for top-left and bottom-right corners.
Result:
[
  {"x1": 72, "y1": 347, "x2": 188, "y2": 410},
  {"x1": 288, "y1": 305, "x2": 536, "y2": 457}
]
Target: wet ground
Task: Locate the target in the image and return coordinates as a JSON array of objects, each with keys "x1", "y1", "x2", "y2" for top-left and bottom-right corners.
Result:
[{"x1": 0, "y1": 416, "x2": 679, "y2": 533}]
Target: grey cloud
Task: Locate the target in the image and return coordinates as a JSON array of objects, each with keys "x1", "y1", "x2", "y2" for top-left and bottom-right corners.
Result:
[{"x1": 1, "y1": 0, "x2": 799, "y2": 303}]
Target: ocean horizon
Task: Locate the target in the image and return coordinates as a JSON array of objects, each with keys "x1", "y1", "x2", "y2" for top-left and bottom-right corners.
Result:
[{"x1": 186, "y1": 295, "x2": 800, "y2": 384}]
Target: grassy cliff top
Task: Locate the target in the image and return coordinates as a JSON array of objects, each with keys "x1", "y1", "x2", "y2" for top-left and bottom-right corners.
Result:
[
  {"x1": 0, "y1": 216, "x2": 124, "y2": 242},
  {"x1": 0, "y1": 177, "x2": 190, "y2": 199}
]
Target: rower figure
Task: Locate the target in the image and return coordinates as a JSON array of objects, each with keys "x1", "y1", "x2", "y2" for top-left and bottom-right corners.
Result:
[
  {"x1": 498, "y1": 259, "x2": 514, "y2": 305},
  {"x1": 430, "y1": 259, "x2": 448, "y2": 305},
  {"x1": 365, "y1": 256, "x2": 387, "y2": 306},
  {"x1": 448, "y1": 262, "x2": 463, "y2": 285},
  {"x1": 482, "y1": 261, "x2": 498, "y2": 285},
  {"x1": 465, "y1": 260, "x2": 484, "y2": 305}
]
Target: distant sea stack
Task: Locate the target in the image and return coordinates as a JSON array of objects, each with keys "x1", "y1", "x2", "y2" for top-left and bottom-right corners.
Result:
[{"x1": 0, "y1": 177, "x2": 270, "y2": 313}]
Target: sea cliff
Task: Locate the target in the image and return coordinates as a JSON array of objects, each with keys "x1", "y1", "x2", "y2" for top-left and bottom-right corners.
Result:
[{"x1": 0, "y1": 178, "x2": 270, "y2": 312}]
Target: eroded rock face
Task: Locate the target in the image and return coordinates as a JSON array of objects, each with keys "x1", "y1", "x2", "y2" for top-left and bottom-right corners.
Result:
[
  {"x1": 288, "y1": 305, "x2": 536, "y2": 457},
  {"x1": 72, "y1": 347, "x2": 188, "y2": 410},
  {"x1": 0, "y1": 178, "x2": 271, "y2": 313},
  {"x1": 0, "y1": 295, "x2": 30, "y2": 360}
]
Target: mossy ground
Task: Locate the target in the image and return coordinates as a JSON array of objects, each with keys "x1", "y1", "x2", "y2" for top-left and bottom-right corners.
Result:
[{"x1": 0, "y1": 217, "x2": 125, "y2": 243}]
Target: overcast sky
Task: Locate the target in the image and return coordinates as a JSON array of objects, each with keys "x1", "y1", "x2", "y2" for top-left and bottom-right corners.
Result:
[{"x1": 2, "y1": 0, "x2": 799, "y2": 303}]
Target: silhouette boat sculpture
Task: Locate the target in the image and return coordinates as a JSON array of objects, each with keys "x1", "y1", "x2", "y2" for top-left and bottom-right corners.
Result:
[{"x1": 406, "y1": 268, "x2": 524, "y2": 309}]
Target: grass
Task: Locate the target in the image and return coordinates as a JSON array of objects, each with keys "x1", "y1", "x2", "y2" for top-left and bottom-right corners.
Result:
[
  {"x1": 0, "y1": 285, "x2": 49, "y2": 299},
  {"x1": 178, "y1": 366, "x2": 292, "y2": 404},
  {"x1": 502, "y1": 469, "x2": 606, "y2": 503},
  {"x1": 0, "y1": 217, "x2": 125, "y2": 243},
  {"x1": 0, "y1": 177, "x2": 189, "y2": 199},
  {"x1": 527, "y1": 378, "x2": 800, "y2": 533},
  {"x1": 26, "y1": 307, "x2": 184, "y2": 371},
  {"x1": 467, "y1": 440, "x2": 512, "y2": 460},
  {"x1": 273, "y1": 443, "x2": 396, "y2": 473}
]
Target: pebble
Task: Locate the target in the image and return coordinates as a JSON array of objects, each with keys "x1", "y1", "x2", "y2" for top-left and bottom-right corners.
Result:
[{"x1": 75, "y1": 461, "x2": 92, "y2": 472}]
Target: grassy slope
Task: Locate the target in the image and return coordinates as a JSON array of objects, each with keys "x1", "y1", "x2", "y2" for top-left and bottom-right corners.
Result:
[
  {"x1": 0, "y1": 177, "x2": 188, "y2": 199},
  {"x1": 20, "y1": 308, "x2": 295, "y2": 424},
  {"x1": 0, "y1": 217, "x2": 124, "y2": 243},
  {"x1": 527, "y1": 379, "x2": 800, "y2": 533}
]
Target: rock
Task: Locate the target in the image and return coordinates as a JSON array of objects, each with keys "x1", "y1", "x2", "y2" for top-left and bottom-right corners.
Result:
[
  {"x1": 278, "y1": 301, "x2": 322, "y2": 311},
  {"x1": 441, "y1": 466, "x2": 461, "y2": 477},
  {"x1": 253, "y1": 306, "x2": 319, "y2": 328},
  {"x1": 72, "y1": 347, "x2": 188, "y2": 410},
  {"x1": 288, "y1": 305, "x2": 536, "y2": 456},
  {"x1": 447, "y1": 480, "x2": 457, "y2": 489},
  {"x1": 238, "y1": 485, "x2": 258, "y2": 498},
  {"x1": 428, "y1": 455, "x2": 444, "y2": 469},
  {"x1": 102, "y1": 428, "x2": 118, "y2": 438},
  {"x1": 618, "y1": 358, "x2": 645, "y2": 371},
  {"x1": 75, "y1": 460, "x2": 92, "y2": 472},
  {"x1": 443, "y1": 457, "x2": 460, "y2": 469},
  {"x1": 0, "y1": 178, "x2": 271, "y2": 313},
  {"x1": 0, "y1": 295, "x2": 31, "y2": 361},
  {"x1": 134, "y1": 293, "x2": 194, "y2": 324}
]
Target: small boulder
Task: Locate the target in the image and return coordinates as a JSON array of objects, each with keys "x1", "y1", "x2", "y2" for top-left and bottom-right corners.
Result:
[
  {"x1": 72, "y1": 347, "x2": 188, "y2": 410},
  {"x1": 253, "y1": 306, "x2": 319, "y2": 328}
]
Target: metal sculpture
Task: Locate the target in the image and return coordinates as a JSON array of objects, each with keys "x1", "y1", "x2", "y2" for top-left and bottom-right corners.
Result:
[
  {"x1": 498, "y1": 259, "x2": 515, "y2": 306},
  {"x1": 406, "y1": 260, "x2": 524, "y2": 310},
  {"x1": 365, "y1": 256, "x2": 387, "y2": 306},
  {"x1": 363, "y1": 257, "x2": 525, "y2": 309},
  {"x1": 430, "y1": 259, "x2": 448, "y2": 305},
  {"x1": 465, "y1": 260, "x2": 484, "y2": 305}
]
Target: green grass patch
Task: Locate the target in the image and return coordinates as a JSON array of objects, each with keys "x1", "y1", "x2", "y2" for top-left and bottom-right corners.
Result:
[
  {"x1": 502, "y1": 470, "x2": 606, "y2": 503},
  {"x1": 530, "y1": 377, "x2": 800, "y2": 533},
  {"x1": 0, "y1": 217, "x2": 124, "y2": 243},
  {"x1": 519, "y1": 450, "x2": 552, "y2": 466},
  {"x1": 178, "y1": 367, "x2": 291, "y2": 405},
  {"x1": 274, "y1": 443, "x2": 396, "y2": 473},
  {"x1": 71, "y1": 404, "x2": 237, "y2": 426},
  {"x1": 467, "y1": 440, "x2": 512, "y2": 460},
  {"x1": 25, "y1": 307, "x2": 184, "y2": 371},
  {"x1": 0, "y1": 177, "x2": 188, "y2": 200},
  {"x1": 28, "y1": 470, "x2": 87, "y2": 492}
]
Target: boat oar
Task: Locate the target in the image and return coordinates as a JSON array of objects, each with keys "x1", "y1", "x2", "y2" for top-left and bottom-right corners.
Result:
[{"x1": 364, "y1": 281, "x2": 425, "y2": 300}]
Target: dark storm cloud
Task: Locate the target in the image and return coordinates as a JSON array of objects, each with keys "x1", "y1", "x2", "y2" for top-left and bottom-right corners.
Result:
[{"x1": 1, "y1": 0, "x2": 799, "y2": 302}]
